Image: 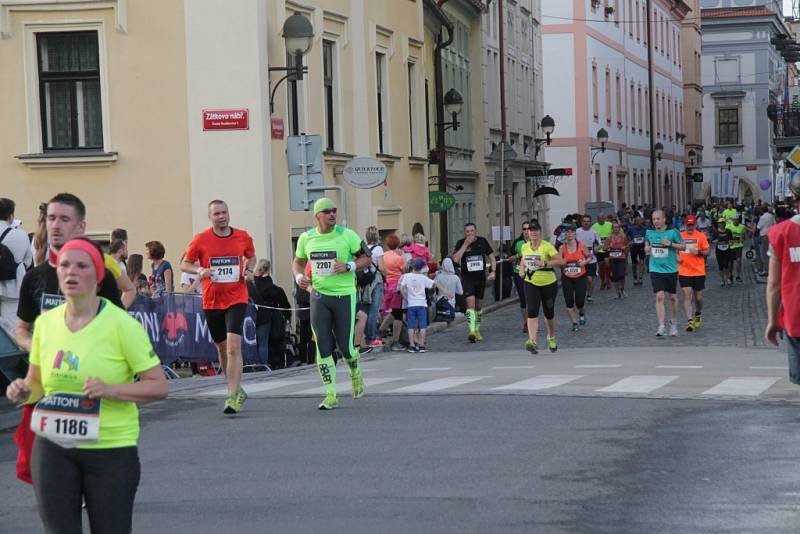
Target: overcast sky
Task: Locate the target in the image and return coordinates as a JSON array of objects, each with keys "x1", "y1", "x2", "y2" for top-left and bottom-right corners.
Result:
[{"x1": 785, "y1": 0, "x2": 793, "y2": 16}]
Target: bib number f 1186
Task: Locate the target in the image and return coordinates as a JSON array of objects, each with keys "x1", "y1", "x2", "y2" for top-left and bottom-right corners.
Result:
[
  {"x1": 564, "y1": 263, "x2": 582, "y2": 276},
  {"x1": 210, "y1": 256, "x2": 240, "y2": 283},
  {"x1": 31, "y1": 393, "x2": 100, "y2": 447},
  {"x1": 310, "y1": 251, "x2": 337, "y2": 276}
]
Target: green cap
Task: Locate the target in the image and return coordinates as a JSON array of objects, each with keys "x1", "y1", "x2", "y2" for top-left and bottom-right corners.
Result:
[{"x1": 313, "y1": 197, "x2": 336, "y2": 215}]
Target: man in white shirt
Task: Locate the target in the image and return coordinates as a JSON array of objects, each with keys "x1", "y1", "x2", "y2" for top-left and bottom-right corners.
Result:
[
  {"x1": 0, "y1": 198, "x2": 33, "y2": 336},
  {"x1": 755, "y1": 207, "x2": 776, "y2": 276}
]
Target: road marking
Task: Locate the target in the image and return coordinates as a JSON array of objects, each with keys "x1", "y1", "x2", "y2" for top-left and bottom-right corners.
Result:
[
  {"x1": 656, "y1": 365, "x2": 703, "y2": 369},
  {"x1": 407, "y1": 367, "x2": 452, "y2": 371},
  {"x1": 293, "y1": 377, "x2": 405, "y2": 395},
  {"x1": 390, "y1": 376, "x2": 490, "y2": 393},
  {"x1": 702, "y1": 377, "x2": 781, "y2": 396},
  {"x1": 749, "y1": 366, "x2": 787, "y2": 370},
  {"x1": 597, "y1": 375, "x2": 679, "y2": 394},
  {"x1": 203, "y1": 379, "x2": 316, "y2": 397},
  {"x1": 493, "y1": 375, "x2": 585, "y2": 391},
  {"x1": 575, "y1": 364, "x2": 622, "y2": 368},
  {"x1": 492, "y1": 365, "x2": 537, "y2": 370}
]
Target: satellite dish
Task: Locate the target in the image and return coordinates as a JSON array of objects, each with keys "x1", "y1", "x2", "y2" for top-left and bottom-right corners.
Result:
[{"x1": 533, "y1": 186, "x2": 559, "y2": 197}]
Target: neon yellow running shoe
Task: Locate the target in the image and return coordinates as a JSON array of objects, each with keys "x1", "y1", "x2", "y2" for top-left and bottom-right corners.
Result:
[
  {"x1": 525, "y1": 339, "x2": 538, "y2": 354},
  {"x1": 547, "y1": 336, "x2": 558, "y2": 353},
  {"x1": 352, "y1": 374, "x2": 365, "y2": 399},
  {"x1": 468, "y1": 331, "x2": 477, "y2": 343},
  {"x1": 474, "y1": 331, "x2": 483, "y2": 341},
  {"x1": 223, "y1": 394, "x2": 241, "y2": 415},
  {"x1": 318, "y1": 394, "x2": 339, "y2": 410}
]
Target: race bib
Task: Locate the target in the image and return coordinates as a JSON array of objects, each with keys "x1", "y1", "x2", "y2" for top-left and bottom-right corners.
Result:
[
  {"x1": 524, "y1": 255, "x2": 542, "y2": 271},
  {"x1": 633, "y1": 237, "x2": 644, "y2": 244},
  {"x1": 651, "y1": 246, "x2": 669, "y2": 258},
  {"x1": 717, "y1": 243, "x2": 729, "y2": 251},
  {"x1": 564, "y1": 263, "x2": 582, "y2": 276},
  {"x1": 31, "y1": 393, "x2": 100, "y2": 447},
  {"x1": 466, "y1": 255, "x2": 485, "y2": 273},
  {"x1": 41, "y1": 293, "x2": 65, "y2": 312},
  {"x1": 210, "y1": 257, "x2": 240, "y2": 283},
  {"x1": 609, "y1": 249, "x2": 623, "y2": 258},
  {"x1": 684, "y1": 240, "x2": 698, "y2": 255},
  {"x1": 310, "y1": 251, "x2": 337, "y2": 276}
]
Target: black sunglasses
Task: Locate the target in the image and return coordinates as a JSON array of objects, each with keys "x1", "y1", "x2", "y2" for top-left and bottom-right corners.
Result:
[{"x1": 321, "y1": 208, "x2": 337, "y2": 215}]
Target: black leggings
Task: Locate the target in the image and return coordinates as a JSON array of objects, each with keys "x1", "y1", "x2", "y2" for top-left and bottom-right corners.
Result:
[
  {"x1": 31, "y1": 437, "x2": 140, "y2": 534},
  {"x1": 562, "y1": 275, "x2": 587, "y2": 310},
  {"x1": 310, "y1": 290, "x2": 357, "y2": 359},
  {"x1": 524, "y1": 281, "x2": 558, "y2": 320},
  {"x1": 610, "y1": 259, "x2": 627, "y2": 282},
  {"x1": 512, "y1": 273, "x2": 527, "y2": 308}
]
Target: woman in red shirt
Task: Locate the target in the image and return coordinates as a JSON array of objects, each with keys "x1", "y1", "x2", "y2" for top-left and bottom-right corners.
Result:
[
  {"x1": 559, "y1": 225, "x2": 590, "y2": 331},
  {"x1": 379, "y1": 234, "x2": 407, "y2": 351},
  {"x1": 604, "y1": 221, "x2": 629, "y2": 299}
]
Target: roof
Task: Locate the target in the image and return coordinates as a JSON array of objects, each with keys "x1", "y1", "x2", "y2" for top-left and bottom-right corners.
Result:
[{"x1": 701, "y1": 7, "x2": 779, "y2": 19}]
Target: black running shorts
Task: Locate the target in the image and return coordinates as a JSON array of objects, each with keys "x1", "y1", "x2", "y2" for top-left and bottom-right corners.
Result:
[
  {"x1": 585, "y1": 263, "x2": 597, "y2": 277},
  {"x1": 204, "y1": 303, "x2": 248, "y2": 343},
  {"x1": 679, "y1": 275, "x2": 705, "y2": 291},
  {"x1": 461, "y1": 276, "x2": 486, "y2": 300},
  {"x1": 650, "y1": 272, "x2": 678, "y2": 294}
]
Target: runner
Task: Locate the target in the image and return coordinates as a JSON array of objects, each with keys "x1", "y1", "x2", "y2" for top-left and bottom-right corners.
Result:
[
  {"x1": 678, "y1": 215, "x2": 711, "y2": 332},
  {"x1": 721, "y1": 201, "x2": 738, "y2": 223},
  {"x1": 626, "y1": 215, "x2": 647, "y2": 285},
  {"x1": 713, "y1": 219, "x2": 734, "y2": 287},
  {"x1": 592, "y1": 213, "x2": 613, "y2": 290},
  {"x1": 181, "y1": 200, "x2": 256, "y2": 414},
  {"x1": 605, "y1": 221, "x2": 629, "y2": 299},
  {"x1": 645, "y1": 210, "x2": 685, "y2": 337},
  {"x1": 559, "y1": 224, "x2": 589, "y2": 332},
  {"x1": 726, "y1": 214, "x2": 747, "y2": 283},
  {"x1": 765, "y1": 173, "x2": 800, "y2": 385},
  {"x1": 519, "y1": 222, "x2": 562, "y2": 353},
  {"x1": 453, "y1": 223, "x2": 496, "y2": 343},
  {"x1": 5, "y1": 237, "x2": 167, "y2": 533},
  {"x1": 292, "y1": 198, "x2": 372, "y2": 410},
  {"x1": 576, "y1": 215, "x2": 601, "y2": 303},
  {"x1": 510, "y1": 222, "x2": 530, "y2": 332}
]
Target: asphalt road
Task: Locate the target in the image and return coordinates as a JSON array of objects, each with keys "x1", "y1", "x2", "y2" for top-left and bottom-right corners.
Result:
[{"x1": 3, "y1": 395, "x2": 799, "y2": 534}]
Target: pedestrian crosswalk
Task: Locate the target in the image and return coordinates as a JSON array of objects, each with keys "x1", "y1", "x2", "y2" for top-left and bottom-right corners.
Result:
[{"x1": 173, "y1": 369, "x2": 797, "y2": 401}]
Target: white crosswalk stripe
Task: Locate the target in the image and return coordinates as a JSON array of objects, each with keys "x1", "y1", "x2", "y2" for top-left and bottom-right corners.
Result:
[
  {"x1": 597, "y1": 375, "x2": 679, "y2": 394},
  {"x1": 202, "y1": 379, "x2": 317, "y2": 397},
  {"x1": 292, "y1": 377, "x2": 405, "y2": 395},
  {"x1": 493, "y1": 375, "x2": 585, "y2": 391},
  {"x1": 389, "y1": 376, "x2": 490, "y2": 393},
  {"x1": 702, "y1": 377, "x2": 781, "y2": 396}
]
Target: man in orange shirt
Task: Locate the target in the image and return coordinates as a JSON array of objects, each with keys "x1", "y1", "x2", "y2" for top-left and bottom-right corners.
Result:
[
  {"x1": 678, "y1": 215, "x2": 711, "y2": 332},
  {"x1": 182, "y1": 200, "x2": 256, "y2": 414}
]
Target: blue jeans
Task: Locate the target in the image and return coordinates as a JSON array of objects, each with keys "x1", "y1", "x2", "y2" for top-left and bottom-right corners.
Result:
[
  {"x1": 788, "y1": 335, "x2": 800, "y2": 385},
  {"x1": 255, "y1": 322, "x2": 270, "y2": 366},
  {"x1": 365, "y1": 281, "x2": 384, "y2": 342}
]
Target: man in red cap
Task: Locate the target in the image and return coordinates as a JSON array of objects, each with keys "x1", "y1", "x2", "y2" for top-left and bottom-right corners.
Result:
[
  {"x1": 766, "y1": 173, "x2": 800, "y2": 384},
  {"x1": 678, "y1": 214, "x2": 710, "y2": 331}
]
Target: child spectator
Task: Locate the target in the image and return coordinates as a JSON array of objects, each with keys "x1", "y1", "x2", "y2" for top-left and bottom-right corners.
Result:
[{"x1": 399, "y1": 258, "x2": 452, "y2": 353}]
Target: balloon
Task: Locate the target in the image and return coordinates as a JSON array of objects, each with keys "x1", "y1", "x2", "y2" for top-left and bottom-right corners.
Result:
[{"x1": 759, "y1": 178, "x2": 771, "y2": 191}]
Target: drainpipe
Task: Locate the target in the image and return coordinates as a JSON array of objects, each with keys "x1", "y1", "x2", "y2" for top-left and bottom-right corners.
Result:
[{"x1": 647, "y1": 0, "x2": 657, "y2": 208}]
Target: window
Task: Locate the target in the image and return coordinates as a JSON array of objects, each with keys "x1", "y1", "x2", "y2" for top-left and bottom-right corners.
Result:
[
  {"x1": 644, "y1": 88, "x2": 649, "y2": 134},
  {"x1": 667, "y1": 96, "x2": 672, "y2": 139},
  {"x1": 660, "y1": 15, "x2": 665, "y2": 54},
  {"x1": 653, "y1": 8, "x2": 658, "y2": 50},
  {"x1": 629, "y1": 0, "x2": 634, "y2": 36},
  {"x1": 592, "y1": 63, "x2": 599, "y2": 120},
  {"x1": 595, "y1": 164, "x2": 602, "y2": 201},
  {"x1": 287, "y1": 52, "x2": 304, "y2": 136},
  {"x1": 322, "y1": 40, "x2": 336, "y2": 151},
  {"x1": 715, "y1": 58, "x2": 739, "y2": 83},
  {"x1": 37, "y1": 32, "x2": 102, "y2": 151},
  {"x1": 718, "y1": 107, "x2": 739, "y2": 145},
  {"x1": 630, "y1": 83, "x2": 636, "y2": 132},
  {"x1": 615, "y1": 73, "x2": 622, "y2": 128},
  {"x1": 666, "y1": 20, "x2": 670, "y2": 58},
  {"x1": 655, "y1": 90, "x2": 660, "y2": 137},
  {"x1": 608, "y1": 168, "x2": 614, "y2": 204},
  {"x1": 605, "y1": 68, "x2": 612, "y2": 126},
  {"x1": 636, "y1": 0, "x2": 641, "y2": 41},
  {"x1": 407, "y1": 62, "x2": 418, "y2": 156},
  {"x1": 376, "y1": 52, "x2": 388, "y2": 153},
  {"x1": 637, "y1": 86, "x2": 643, "y2": 132},
  {"x1": 642, "y1": 4, "x2": 647, "y2": 45}
]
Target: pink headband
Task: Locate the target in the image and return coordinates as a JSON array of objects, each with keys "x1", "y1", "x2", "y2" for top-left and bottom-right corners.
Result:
[{"x1": 58, "y1": 239, "x2": 105, "y2": 284}]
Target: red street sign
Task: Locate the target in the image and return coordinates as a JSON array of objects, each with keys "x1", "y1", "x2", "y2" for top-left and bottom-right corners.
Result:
[
  {"x1": 271, "y1": 118, "x2": 285, "y2": 139},
  {"x1": 745, "y1": 164, "x2": 757, "y2": 171},
  {"x1": 203, "y1": 109, "x2": 249, "y2": 131}
]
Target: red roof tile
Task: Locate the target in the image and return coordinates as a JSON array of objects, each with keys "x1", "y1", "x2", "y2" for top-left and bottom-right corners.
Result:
[{"x1": 701, "y1": 7, "x2": 778, "y2": 19}]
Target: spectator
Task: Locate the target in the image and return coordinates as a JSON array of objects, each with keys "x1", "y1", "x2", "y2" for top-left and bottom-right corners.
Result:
[
  {"x1": 380, "y1": 234, "x2": 406, "y2": 351},
  {"x1": 31, "y1": 202, "x2": 47, "y2": 267},
  {"x1": 409, "y1": 233, "x2": 432, "y2": 264},
  {"x1": 110, "y1": 228, "x2": 128, "y2": 275},
  {"x1": 400, "y1": 233, "x2": 414, "y2": 263},
  {"x1": 178, "y1": 254, "x2": 202, "y2": 294},
  {"x1": 756, "y1": 205, "x2": 776, "y2": 276},
  {"x1": 108, "y1": 239, "x2": 128, "y2": 277},
  {"x1": 294, "y1": 278, "x2": 314, "y2": 365},
  {"x1": 248, "y1": 259, "x2": 291, "y2": 369},
  {"x1": 127, "y1": 254, "x2": 150, "y2": 295},
  {"x1": 0, "y1": 198, "x2": 33, "y2": 335},
  {"x1": 363, "y1": 226, "x2": 385, "y2": 346},
  {"x1": 433, "y1": 257, "x2": 463, "y2": 323},
  {"x1": 145, "y1": 240, "x2": 173, "y2": 294}
]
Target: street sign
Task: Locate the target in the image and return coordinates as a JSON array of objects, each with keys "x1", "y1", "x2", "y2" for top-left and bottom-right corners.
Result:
[
  {"x1": 787, "y1": 145, "x2": 800, "y2": 168},
  {"x1": 289, "y1": 173, "x2": 325, "y2": 211},
  {"x1": 287, "y1": 135, "x2": 323, "y2": 174},
  {"x1": 203, "y1": 109, "x2": 249, "y2": 131},
  {"x1": 692, "y1": 173, "x2": 704, "y2": 183},
  {"x1": 342, "y1": 157, "x2": 387, "y2": 189},
  {"x1": 489, "y1": 143, "x2": 517, "y2": 162},
  {"x1": 429, "y1": 191, "x2": 456, "y2": 212},
  {"x1": 271, "y1": 119, "x2": 285, "y2": 139}
]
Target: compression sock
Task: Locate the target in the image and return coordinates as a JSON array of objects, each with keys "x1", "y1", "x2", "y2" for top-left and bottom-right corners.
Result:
[
  {"x1": 476, "y1": 309, "x2": 483, "y2": 332},
  {"x1": 466, "y1": 309, "x2": 477, "y2": 332},
  {"x1": 317, "y1": 355, "x2": 337, "y2": 397},
  {"x1": 344, "y1": 352, "x2": 361, "y2": 378}
]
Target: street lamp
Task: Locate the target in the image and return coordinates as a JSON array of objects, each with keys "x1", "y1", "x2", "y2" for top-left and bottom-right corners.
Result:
[
  {"x1": 725, "y1": 156, "x2": 733, "y2": 171},
  {"x1": 654, "y1": 142, "x2": 664, "y2": 161},
  {"x1": 534, "y1": 115, "x2": 556, "y2": 159},
  {"x1": 438, "y1": 88, "x2": 463, "y2": 131},
  {"x1": 268, "y1": 12, "x2": 314, "y2": 114},
  {"x1": 687, "y1": 149, "x2": 696, "y2": 167},
  {"x1": 590, "y1": 128, "x2": 609, "y2": 167}
]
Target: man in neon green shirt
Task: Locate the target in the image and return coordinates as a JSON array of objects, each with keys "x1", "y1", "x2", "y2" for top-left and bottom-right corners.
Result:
[
  {"x1": 292, "y1": 198, "x2": 373, "y2": 410},
  {"x1": 591, "y1": 213, "x2": 613, "y2": 289},
  {"x1": 721, "y1": 201, "x2": 738, "y2": 223},
  {"x1": 726, "y1": 213, "x2": 748, "y2": 283}
]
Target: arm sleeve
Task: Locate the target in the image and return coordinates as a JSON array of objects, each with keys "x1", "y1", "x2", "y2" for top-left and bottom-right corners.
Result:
[
  {"x1": 120, "y1": 315, "x2": 161, "y2": 374},
  {"x1": 295, "y1": 233, "x2": 308, "y2": 260}
]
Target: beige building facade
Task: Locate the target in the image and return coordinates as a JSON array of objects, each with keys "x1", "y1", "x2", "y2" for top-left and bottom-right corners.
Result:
[
  {"x1": 1, "y1": 0, "x2": 431, "y2": 290},
  {"x1": 681, "y1": 0, "x2": 703, "y2": 203}
]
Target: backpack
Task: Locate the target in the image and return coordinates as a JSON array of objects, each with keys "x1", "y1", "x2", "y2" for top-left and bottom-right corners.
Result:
[
  {"x1": 0, "y1": 228, "x2": 19, "y2": 281},
  {"x1": 355, "y1": 244, "x2": 380, "y2": 288}
]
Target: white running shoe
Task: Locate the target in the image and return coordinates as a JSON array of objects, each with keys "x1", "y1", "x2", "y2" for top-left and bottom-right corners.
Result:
[
  {"x1": 669, "y1": 323, "x2": 678, "y2": 337},
  {"x1": 656, "y1": 325, "x2": 667, "y2": 337}
]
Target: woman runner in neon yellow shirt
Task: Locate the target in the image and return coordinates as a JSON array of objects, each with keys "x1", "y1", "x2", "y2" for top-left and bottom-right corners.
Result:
[{"x1": 6, "y1": 237, "x2": 167, "y2": 534}]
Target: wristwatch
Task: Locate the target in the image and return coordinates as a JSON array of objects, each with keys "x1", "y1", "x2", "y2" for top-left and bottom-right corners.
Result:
[{"x1": 346, "y1": 261, "x2": 356, "y2": 272}]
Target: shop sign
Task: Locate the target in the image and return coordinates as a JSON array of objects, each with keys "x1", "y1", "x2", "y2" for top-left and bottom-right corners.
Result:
[
  {"x1": 342, "y1": 158, "x2": 387, "y2": 189},
  {"x1": 429, "y1": 191, "x2": 456, "y2": 212}
]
